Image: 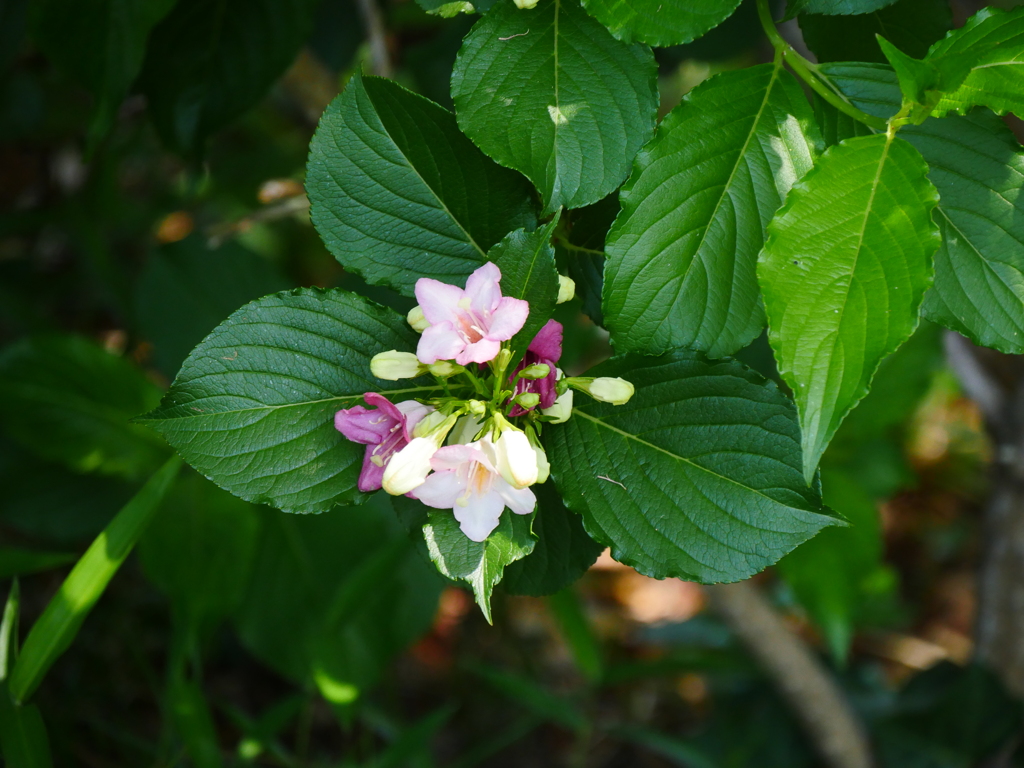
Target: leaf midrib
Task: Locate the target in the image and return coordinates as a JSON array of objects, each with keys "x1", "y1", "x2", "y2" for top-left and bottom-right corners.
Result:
[{"x1": 572, "y1": 409, "x2": 817, "y2": 513}]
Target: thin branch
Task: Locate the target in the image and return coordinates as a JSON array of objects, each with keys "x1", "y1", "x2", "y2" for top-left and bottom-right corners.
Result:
[
  {"x1": 707, "y1": 581, "x2": 875, "y2": 768},
  {"x1": 943, "y1": 331, "x2": 1005, "y2": 425},
  {"x1": 356, "y1": 0, "x2": 393, "y2": 78}
]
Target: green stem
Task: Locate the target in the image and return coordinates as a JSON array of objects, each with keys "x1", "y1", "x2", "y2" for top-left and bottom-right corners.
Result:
[{"x1": 755, "y1": 0, "x2": 888, "y2": 132}]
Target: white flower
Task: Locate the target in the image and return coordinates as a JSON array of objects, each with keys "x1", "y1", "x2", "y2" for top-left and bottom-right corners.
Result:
[
  {"x1": 407, "y1": 305, "x2": 430, "y2": 332},
  {"x1": 572, "y1": 377, "x2": 634, "y2": 405},
  {"x1": 542, "y1": 388, "x2": 573, "y2": 423},
  {"x1": 556, "y1": 274, "x2": 575, "y2": 304},
  {"x1": 494, "y1": 428, "x2": 538, "y2": 489},
  {"x1": 532, "y1": 442, "x2": 550, "y2": 484},
  {"x1": 382, "y1": 437, "x2": 438, "y2": 495},
  {"x1": 514, "y1": 0, "x2": 539, "y2": 7},
  {"x1": 370, "y1": 350, "x2": 426, "y2": 381},
  {"x1": 412, "y1": 436, "x2": 536, "y2": 542}
]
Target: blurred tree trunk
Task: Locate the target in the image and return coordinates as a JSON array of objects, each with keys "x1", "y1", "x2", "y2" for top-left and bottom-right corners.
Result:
[{"x1": 945, "y1": 333, "x2": 1024, "y2": 698}]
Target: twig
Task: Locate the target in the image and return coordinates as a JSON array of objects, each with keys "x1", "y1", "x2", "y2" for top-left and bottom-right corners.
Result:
[
  {"x1": 944, "y1": 331, "x2": 1005, "y2": 425},
  {"x1": 707, "y1": 581, "x2": 875, "y2": 768},
  {"x1": 356, "y1": 0, "x2": 393, "y2": 78}
]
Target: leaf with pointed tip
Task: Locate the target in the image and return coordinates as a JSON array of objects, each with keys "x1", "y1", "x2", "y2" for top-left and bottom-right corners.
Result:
[
  {"x1": 604, "y1": 64, "x2": 820, "y2": 358},
  {"x1": 424, "y1": 509, "x2": 536, "y2": 622},
  {"x1": 821, "y1": 63, "x2": 1024, "y2": 353},
  {"x1": 546, "y1": 351, "x2": 841, "y2": 583},
  {"x1": 137, "y1": 288, "x2": 440, "y2": 513},
  {"x1": 927, "y1": 7, "x2": 1024, "y2": 118},
  {"x1": 451, "y1": 0, "x2": 658, "y2": 213},
  {"x1": 501, "y1": 481, "x2": 602, "y2": 597},
  {"x1": 579, "y1": 0, "x2": 742, "y2": 46},
  {"x1": 307, "y1": 75, "x2": 537, "y2": 297},
  {"x1": 490, "y1": 217, "x2": 560, "y2": 364},
  {"x1": 758, "y1": 133, "x2": 941, "y2": 483}
]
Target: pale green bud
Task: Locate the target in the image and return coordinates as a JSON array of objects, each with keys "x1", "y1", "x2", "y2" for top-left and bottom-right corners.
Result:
[
  {"x1": 407, "y1": 305, "x2": 430, "y2": 332},
  {"x1": 515, "y1": 392, "x2": 541, "y2": 409},
  {"x1": 467, "y1": 399, "x2": 488, "y2": 416},
  {"x1": 429, "y1": 360, "x2": 462, "y2": 378},
  {"x1": 519, "y1": 363, "x2": 551, "y2": 380},
  {"x1": 556, "y1": 274, "x2": 575, "y2": 304},
  {"x1": 571, "y1": 376, "x2": 635, "y2": 405},
  {"x1": 494, "y1": 348, "x2": 512, "y2": 371},
  {"x1": 514, "y1": 0, "x2": 538, "y2": 7},
  {"x1": 371, "y1": 350, "x2": 426, "y2": 381}
]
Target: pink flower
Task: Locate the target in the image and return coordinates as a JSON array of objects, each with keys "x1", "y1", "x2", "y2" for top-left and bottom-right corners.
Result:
[
  {"x1": 509, "y1": 319, "x2": 562, "y2": 417},
  {"x1": 414, "y1": 262, "x2": 529, "y2": 366},
  {"x1": 334, "y1": 393, "x2": 432, "y2": 492},
  {"x1": 411, "y1": 437, "x2": 536, "y2": 542}
]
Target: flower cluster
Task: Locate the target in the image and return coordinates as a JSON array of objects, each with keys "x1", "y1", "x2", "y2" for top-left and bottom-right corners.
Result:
[{"x1": 335, "y1": 262, "x2": 635, "y2": 542}]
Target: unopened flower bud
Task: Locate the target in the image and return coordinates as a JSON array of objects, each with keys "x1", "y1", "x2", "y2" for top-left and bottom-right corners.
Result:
[
  {"x1": 542, "y1": 388, "x2": 573, "y2": 423},
  {"x1": 429, "y1": 360, "x2": 462, "y2": 378},
  {"x1": 519, "y1": 363, "x2": 551, "y2": 380},
  {"x1": 533, "y1": 442, "x2": 550, "y2": 483},
  {"x1": 407, "y1": 305, "x2": 430, "y2": 333},
  {"x1": 572, "y1": 376, "x2": 635, "y2": 405},
  {"x1": 495, "y1": 429, "x2": 538, "y2": 488},
  {"x1": 494, "y1": 348, "x2": 512, "y2": 371},
  {"x1": 382, "y1": 437, "x2": 436, "y2": 495},
  {"x1": 514, "y1": 0, "x2": 538, "y2": 7},
  {"x1": 413, "y1": 411, "x2": 457, "y2": 441},
  {"x1": 467, "y1": 399, "x2": 487, "y2": 417},
  {"x1": 556, "y1": 274, "x2": 575, "y2": 304},
  {"x1": 515, "y1": 392, "x2": 541, "y2": 409},
  {"x1": 371, "y1": 350, "x2": 426, "y2": 381}
]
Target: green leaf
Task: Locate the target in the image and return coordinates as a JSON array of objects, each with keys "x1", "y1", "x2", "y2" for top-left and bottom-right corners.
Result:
[
  {"x1": 139, "y1": 0, "x2": 318, "y2": 156},
  {"x1": 469, "y1": 663, "x2": 587, "y2": 732},
  {"x1": 0, "y1": 683, "x2": 52, "y2": 768},
  {"x1": 1, "y1": 581, "x2": 18, "y2": 681},
  {"x1": 500, "y1": 481, "x2": 603, "y2": 597},
  {"x1": 138, "y1": 470, "x2": 260, "y2": 634},
  {"x1": 28, "y1": 0, "x2": 175, "y2": 145},
  {"x1": 927, "y1": 7, "x2": 1024, "y2": 118},
  {"x1": 137, "y1": 288, "x2": 439, "y2": 514},
  {"x1": 415, "y1": 0, "x2": 478, "y2": 16},
  {"x1": 546, "y1": 588, "x2": 602, "y2": 681},
  {"x1": 604, "y1": 64, "x2": 820, "y2": 358},
  {"x1": 546, "y1": 351, "x2": 841, "y2": 583},
  {"x1": 7, "y1": 456, "x2": 181, "y2": 704},
  {"x1": 758, "y1": 133, "x2": 940, "y2": 483},
  {"x1": 307, "y1": 74, "x2": 536, "y2": 297},
  {"x1": 799, "y1": 0, "x2": 898, "y2": 14},
  {"x1": 234, "y1": 497, "x2": 442, "y2": 692},
  {"x1": 822, "y1": 63, "x2": 1024, "y2": 354},
  {"x1": 366, "y1": 707, "x2": 455, "y2": 768},
  {"x1": 0, "y1": 335, "x2": 167, "y2": 480},
  {"x1": 878, "y1": 36, "x2": 942, "y2": 110},
  {"x1": 135, "y1": 236, "x2": 291, "y2": 378},
  {"x1": 167, "y1": 672, "x2": 224, "y2": 768},
  {"x1": 554, "y1": 195, "x2": 619, "y2": 327},
  {"x1": 490, "y1": 217, "x2": 561, "y2": 365},
  {"x1": 451, "y1": 0, "x2": 658, "y2": 213},
  {"x1": 424, "y1": 508, "x2": 536, "y2": 622},
  {"x1": 0, "y1": 551, "x2": 76, "y2": 581},
  {"x1": 777, "y1": 468, "x2": 882, "y2": 662},
  {"x1": 579, "y1": 0, "x2": 742, "y2": 46},
  {"x1": 799, "y1": 0, "x2": 952, "y2": 64}
]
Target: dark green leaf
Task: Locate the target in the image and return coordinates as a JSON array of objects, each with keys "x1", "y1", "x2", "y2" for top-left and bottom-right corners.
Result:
[
  {"x1": 469, "y1": 663, "x2": 587, "y2": 732},
  {"x1": 451, "y1": 0, "x2": 658, "y2": 212},
  {"x1": 307, "y1": 74, "x2": 536, "y2": 296},
  {"x1": 138, "y1": 470, "x2": 260, "y2": 633},
  {"x1": 0, "y1": 683, "x2": 52, "y2": 768},
  {"x1": 546, "y1": 351, "x2": 840, "y2": 583},
  {"x1": 7, "y1": 456, "x2": 181, "y2": 704},
  {"x1": 579, "y1": 0, "x2": 742, "y2": 46},
  {"x1": 366, "y1": 707, "x2": 455, "y2": 768},
  {"x1": 140, "y1": 0, "x2": 318, "y2": 156},
  {"x1": 822, "y1": 63, "x2": 1024, "y2": 353},
  {"x1": 167, "y1": 673, "x2": 224, "y2": 768},
  {"x1": 135, "y1": 236, "x2": 291, "y2": 378},
  {"x1": 490, "y1": 217, "x2": 560, "y2": 365},
  {"x1": 234, "y1": 497, "x2": 442, "y2": 693},
  {"x1": 424, "y1": 508, "x2": 536, "y2": 622},
  {"x1": 799, "y1": 0, "x2": 951, "y2": 63},
  {"x1": 0, "y1": 550, "x2": 75, "y2": 581},
  {"x1": 0, "y1": 335, "x2": 167, "y2": 480},
  {"x1": 609, "y1": 725, "x2": 718, "y2": 768},
  {"x1": 546, "y1": 588, "x2": 602, "y2": 681},
  {"x1": 554, "y1": 195, "x2": 619, "y2": 327},
  {"x1": 29, "y1": 0, "x2": 175, "y2": 144},
  {"x1": 799, "y1": 0, "x2": 898, "y2": 14},
  {"x1": 927, "y1": 7, "x2": 1024, "y2": 118},
  {"x1": 416, "y1": 0, "x2": 478, "y2": 16},
  {"x1": 138, "y1": 288, "x2": 439, "y2": 514},
  {"x1": 758, "y1": 133, "x2": 940, "y2": 482},
  {"x1": 604, "y1": 64, "x2": 820, "y2": 358},
  {"x1": 501, "y1": 481, "x2": 602, "y2": 597}
]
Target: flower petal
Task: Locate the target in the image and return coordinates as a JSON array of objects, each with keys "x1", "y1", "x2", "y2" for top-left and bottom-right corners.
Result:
[
  {"x1": 496, "y1": 481, "x2": 536, "y2": 516},
  {"x1": 455, "y1": 338, "x2": 501, "y2": 365},
  {"x1": 357, "y1": 449, "x2": 386, "y2": 492},
  {"x1": 396, "y1": 400, "x2": 433, "y2": 439},
  {"x1": 414, "y1": 278, "x2": 464, "y2": 325},
  {"x1": 465, "y1": 262, "x2": 503, "y2": 312},
  {"x1": 412, "y1": 469, "x2": 465, "y2": 509},
  {"x1": 382, "y1": 437, "x2": 437, "y2": 495},
  {"x1": 485, "y1": 297, "x2": 529, "y2": 341},
  {"x1": 334, "y1": 405, "x2": 394, "y2": 445},
  {"x1": 454, "y1": 489, "x2": 505, "y2": 542},
  {"x1": 527, "y1": 319, "x2": 563, "y2": 361},
  {"x1": 417, "y1": 322, "x2": 465, "y2": 364},
  {"x1": 363, "y1": 392, "x2": 404, "y2": 423},
  {"x1": 430, "y1": 443, "x2": 480, "y2": 472}
]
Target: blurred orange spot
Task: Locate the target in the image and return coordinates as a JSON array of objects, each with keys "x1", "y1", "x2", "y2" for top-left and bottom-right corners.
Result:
[
  {"x1": 591, "y1": 548, "x2": 628, "y2": 571},
  {"x1": 155, "y1": 211, "x2": 193, "y2": 243},
  {"x1": 100, "y1": 329, "x2": 127, "y2": 355},
  {"x1": 677, "y1": 673, "x2": 708, "y2": 705},
  {"x1": 258, "y1": 178, "x2": 304, "y2": 204},
  {"x1": 613, "y1": 570, "x2": 705, "y2": 625}
]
